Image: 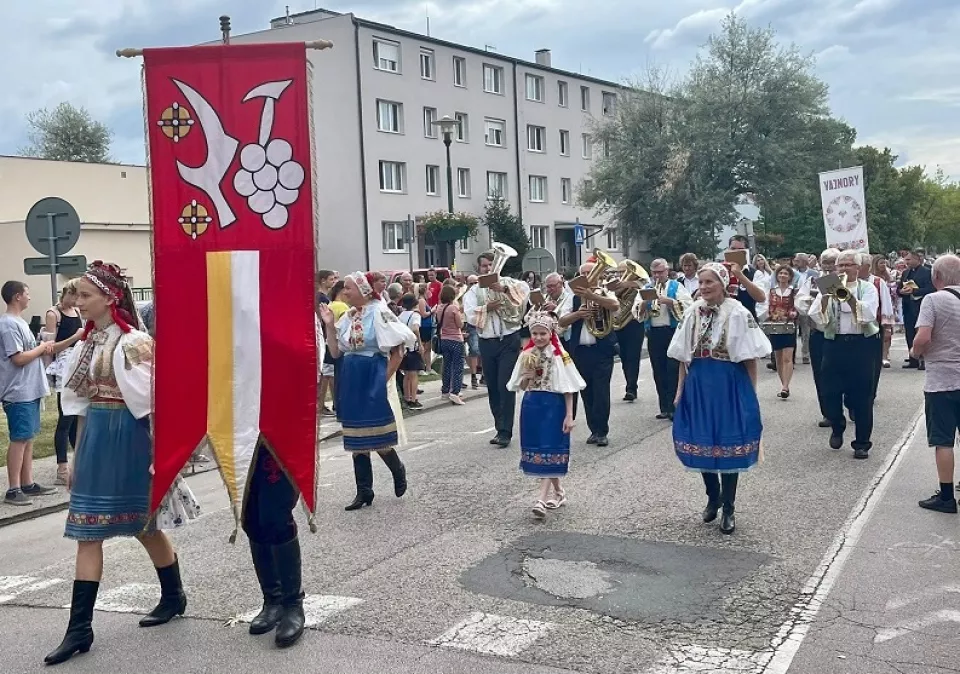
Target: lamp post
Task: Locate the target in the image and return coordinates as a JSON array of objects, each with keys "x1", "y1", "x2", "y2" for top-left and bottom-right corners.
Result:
[{"x1": 431, "y1": 114, "x2": 460, "y2": 265}]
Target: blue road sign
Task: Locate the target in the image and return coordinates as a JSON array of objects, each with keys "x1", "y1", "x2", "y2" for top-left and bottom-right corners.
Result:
[{"x1": 573, "y1": 224, "x2": 585, "y2": 246}]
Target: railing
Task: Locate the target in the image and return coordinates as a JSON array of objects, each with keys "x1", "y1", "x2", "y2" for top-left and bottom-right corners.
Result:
[{"x1": 131, "y1": 287, "x2": 154, "y2": 301}]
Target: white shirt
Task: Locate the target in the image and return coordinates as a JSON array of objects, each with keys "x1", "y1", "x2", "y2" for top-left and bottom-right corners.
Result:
[
  {"x1": 681, "y1": 275, "x2": 699, "y2": 296},
  {"x1": 807, "y1": 280, "x2": 879, "y2": 335},
  {"x1": 866, "y1": 274, "x2": 895, "y2": 323},
  {"x1": 546, "y1": 290, "x2": 574, "y2": 342},
  {"x1": 462, "y1": 282, "x2": 527, "y2": 339},
  {"x1": 637, "y1": 280, "x2": 694, "y2": 328}
]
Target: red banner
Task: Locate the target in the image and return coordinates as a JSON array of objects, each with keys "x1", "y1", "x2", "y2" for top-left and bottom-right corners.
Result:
[{"x1": 143, "y1": 44, "x2": 317, "y2": 521}]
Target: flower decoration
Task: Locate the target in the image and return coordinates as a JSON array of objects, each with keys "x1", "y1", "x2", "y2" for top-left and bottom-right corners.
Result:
[{"x1": 233, "y1": 138, "x2": 305, "y2": 229}]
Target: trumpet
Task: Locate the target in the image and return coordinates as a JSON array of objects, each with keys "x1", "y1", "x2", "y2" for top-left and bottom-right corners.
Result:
[{"x1": 829, "y1": 274, "x2": 858, "y2": 323}]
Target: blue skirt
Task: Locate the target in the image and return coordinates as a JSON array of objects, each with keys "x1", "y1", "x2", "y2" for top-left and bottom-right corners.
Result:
[
  {"x1": 339, "y1": 354, "x2": 397, "y2": 452},
  {"x1": 519, "y1": 391, "x2": 570, "y2": 478},
  {"x1": 673, "y1": 358, "x2": 762, "y2": 473},
  {"x1": 65, "y1": 402, "x2": 156, "y2": 541}
]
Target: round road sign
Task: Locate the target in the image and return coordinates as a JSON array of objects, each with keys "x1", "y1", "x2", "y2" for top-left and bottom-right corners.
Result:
[
  {"x1": 25, "y1": 197, "x2": 81, "y2": 257},
  {"x1": 522, "y1": 248, "x2": 556, "y2": 275}
]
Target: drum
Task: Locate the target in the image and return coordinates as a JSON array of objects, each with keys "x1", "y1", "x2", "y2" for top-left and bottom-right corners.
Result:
[{"x1": 761, "y1": 322, "x2": 796, "y2": 336}]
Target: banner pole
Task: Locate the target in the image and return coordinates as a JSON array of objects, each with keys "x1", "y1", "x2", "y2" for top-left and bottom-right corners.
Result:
[{"x1": 117, "y1": 40, "x2": 333, "y2": 58}]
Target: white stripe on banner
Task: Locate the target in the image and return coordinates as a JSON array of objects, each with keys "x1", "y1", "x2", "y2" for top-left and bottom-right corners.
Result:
[{"x1": 231, "y1": 251, "x2": 262, "y2": 505}]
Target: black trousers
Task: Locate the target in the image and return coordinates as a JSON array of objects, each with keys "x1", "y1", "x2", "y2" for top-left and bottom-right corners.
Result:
[
  {"x1": 869, "y1": 332, "x2": 883, "y2": 402},
  {"x1": 904, "y1": 308, "x2": 920, "y2": 366},
  {"x1": 647, "y1": 326, "x2": 679, "y2": 415},
  {"x1": 242, "y1": 446, "x2": 300, "y2": 545},
  {"x1": 478, "y1": 332, "x2": 521, "y2": 438},
  {"x1": 822, "y1": 335, "x2": 874, "y2": 450},
  {"x1": 572, "y1": 346, "x2": 614, "y2": 437},
  {"x1": 54, "y1": 393, "x2": 77, "y2": 464},
  {"x1": 615, "y1": 321, "x2": 645, "y2": 396},
  {"x1": 809, "y1": 330, "x2": 828, "y2": 419}
]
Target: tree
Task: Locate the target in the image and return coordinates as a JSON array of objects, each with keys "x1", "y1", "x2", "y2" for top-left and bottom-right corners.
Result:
[
  {"x1": 20, "y1": 102, "x2": 113, "y2": 163},
  {"x1": 481, "y1": 199, "x2": 529, "y2": 276},
  {"x1": 914, "y1": 170, "x2": 960, "y2": 252}
]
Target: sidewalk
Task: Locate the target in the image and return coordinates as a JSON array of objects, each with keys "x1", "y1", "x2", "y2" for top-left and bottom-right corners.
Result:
[
  {"x1": 0, "y1": 373, "x2": 488, "y2": 528},
  {"x1": 786, "y1": 416, "x2": 960, "y2": 674}
]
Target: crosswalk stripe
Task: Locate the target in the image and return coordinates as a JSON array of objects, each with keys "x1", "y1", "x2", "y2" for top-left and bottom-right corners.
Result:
[
  {"x1": 647, "y1": 645, "x2": 769, "y2": 673},
  {"x1": 89, "y1": 583, "x2": 159, "y2": 613},
  {"x1": 234, "y1": 594, "x2": 363, "y2": 628},
  {"x1": 0, "y1": 576, "x2": 35, "y2": 591},
  {"x1": 430, "y1": 612, "x2": 554, "y2": 657}
]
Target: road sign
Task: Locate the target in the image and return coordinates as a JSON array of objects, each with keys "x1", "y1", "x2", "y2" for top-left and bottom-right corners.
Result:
[
  {"x1": 522, "y1": 248, "x2": 556, "y2": 275},
  {"x1": 25, "y1": 197, "x2": 81, "y2": 257},
  {"x1": 573, "y1": 224, "x2": 586, "y2": 246},
  {"x1": 24, "y1": 255, "x2": 88, "y2": 277}
]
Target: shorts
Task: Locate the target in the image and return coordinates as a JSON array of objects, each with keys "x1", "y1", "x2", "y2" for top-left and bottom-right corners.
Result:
[
  {"x1": 466, "y1": 326, "x2": 480, "y2": 356},
  {"x1": 2, "y1": 399, "x2": 42, "y2": 442},
  {"x1": 419, "y1": 326, "x2": 434, "y2": 343},
  {"x1": 925, "y1": 390, "x2": 960, "y2": 447},
  {"x1": 321, "y1": 363, "x2": 335, "y2": 377}
]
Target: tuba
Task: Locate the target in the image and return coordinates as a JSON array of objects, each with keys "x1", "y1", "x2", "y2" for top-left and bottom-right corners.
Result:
[
  {"x1": 611, "y1": 259, "x2": 650, "y2": 331},
  {"x1": 479, "y1": 242, "x2": 523, "y2": 328},
  {"x1": 570, "y1": 248, "x2": 616, "y2": 338}
]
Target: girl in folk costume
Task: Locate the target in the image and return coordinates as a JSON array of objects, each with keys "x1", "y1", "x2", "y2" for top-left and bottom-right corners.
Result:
[
  {"x1": 318, "y1": 272, "x2": 417, "y2": 511},
  {"x1": 46, "y1": 262, "x2": 199, "y2": 666},
  {"x1": 667, "y1": 263, "x2": 771, "y2": 535},
  {"x1": 507, "y1": 311, "x2": 586, "y2": 519},
  {"x1": 758, "y1": 265, "x2": 799, "y2": 399}
]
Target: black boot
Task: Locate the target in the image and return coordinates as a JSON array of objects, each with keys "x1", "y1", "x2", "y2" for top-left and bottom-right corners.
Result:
[
  {"x1": 720, "y1": 474, "x2": 738, "y2": 535},
  {"x1": 701, "y1": 473, "x2": 721, "y2": 523},
  {"x1": 274, "y1": 537, "x2": 305, "y2": 648},
  {"x1": 345, "y1": 453, "x2": 374, "y2": 511},
  {"x1": 139, "y1": 555, "x2": 187, "y2": 627},
  {"x1": 380, "y1": 449, "x2": 407, "y2": 497},
  {"x1": 248, "y1": 541, "x2": 283, "y2": 635},
  {"x1": 44, "y1": 580, "x2": 98, "y2": 666}
]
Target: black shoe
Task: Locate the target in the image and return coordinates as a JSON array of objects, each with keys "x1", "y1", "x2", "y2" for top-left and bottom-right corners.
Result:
[
  {"x1": 655, "y1": 413, "x2": 669, "y2": 420},
  {"x1": 471, "y1": 375, "x2": 479, "y2": 390},
  {"x1": 495, "y1": 435, "x2": 511, "y2": 448},
  {"x1": 345, "y1": 454, "x2": 374, "y2": 511},
  {"x1": 918, "y1": 493, "x2": 958, "y2": 513},
  {"x1": 380, "y1": 449, "x2": 407, "y2": 497},
  {"x1": 596, "y1": 436, "x2": 609, "y2": 447},
  {"x1": 719, "y1": 511, "x2": 736, "y2": 534},
  {"x1": 818, "y1": 418, "x2": 831, "y2": 428},
  {"x1": 702, "y1": 500, "x2": 721, "y2": 523},
  {"x1": 829, "y1": 433, "x2": 843, "y2": 450},
  {"x1": 919, "y1": 363, "x2": 926, "y2": 371},
  {"x1": 248, "y1": 541, "x2": 283, "y2": 635},
  {"x1": 417, "y1": 387, "x2": 424, "y2": 394},
  {"x1": 139, "y1": 556, "x2": 187, "y2": 627},
  {"x1": 274, "y1": 538, "x2": 305, "y2": 649},
  {"x1": 586, "y1": 434, "x2": 598, "y2": 445},
  {"x1": 344, "y1": 492, "x2": 374, "y2": 511},
  {"x1": 903, "y1": 362, "x2": 919, "y2": 369},
  {"x1": 853, "y1": 447, "x2": 870, "y2": 459},
  {"x1": 45, "y1": 580, "x2": 98, "y2": 666},
  {"x1": 766, "y1": 362, "x2": 777, "y2": 371},
  {"x1": 623, "y1": 393, "x2": 636, "y2": 402},
  {"x1": 489, "y1": 435, "x2": 502, "y2": 445},
  {"x1": 666, "y1": 413, "x2": 674, "y2": 422}
]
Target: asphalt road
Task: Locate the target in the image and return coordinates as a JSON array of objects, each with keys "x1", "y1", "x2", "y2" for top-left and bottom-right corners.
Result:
[{"x1": 0, "y1": 334, "x2": 945, "y2": 674}]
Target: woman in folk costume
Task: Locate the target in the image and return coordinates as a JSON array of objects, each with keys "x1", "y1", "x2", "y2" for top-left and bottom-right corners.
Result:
[
  {"x1": 758, "y1": 264, "x2": 799, "y2": 399},
  {"x1": 507, "y1": 310, "x2": 585, "y2": 519},
  {"x1": 667, "y1": 263, "x2": 771, "y2": 535},
  {"x1": 45, "y1": 262, "x2": 199, "y2": 666},
  {"x1": 318, "y1": 272, "x2": 417, "y2": 511}
]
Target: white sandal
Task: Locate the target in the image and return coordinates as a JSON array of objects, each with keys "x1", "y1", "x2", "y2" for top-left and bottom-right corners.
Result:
[
  {"x1": 545, "y1": 491, "x2": 567, "y2": 509},
  {"x1": 532, "y1": 500, "x2": 547, "y2": 518}
]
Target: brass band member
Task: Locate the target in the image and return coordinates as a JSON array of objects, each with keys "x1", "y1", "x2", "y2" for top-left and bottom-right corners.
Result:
[
  {"x1": 462, "y1": 251, "x2": 529, "y2": 448},
  {"x1": 633, "y1": 259, "x2": 693, "y2": 420},
  {"x1": 610, "y1": 262, "x2": 646, "y2": 402},
  {"x1": 797, "y1": 248, "x2": 840, "y2": 427},
  {"x1": 558, "y1": 262, "x2": 620, "y2": 447},
  {"x1": 808, "y1": 250, "x2": 880, "y2": 459}
]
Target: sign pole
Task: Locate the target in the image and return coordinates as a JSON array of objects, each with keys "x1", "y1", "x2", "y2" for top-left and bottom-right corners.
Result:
[
  {"x1": 406, "y1": 214, "x2": 414, "y2": 272},
  {"x1": 44, "y1": 213, "x2": 62, "y2": 306}
]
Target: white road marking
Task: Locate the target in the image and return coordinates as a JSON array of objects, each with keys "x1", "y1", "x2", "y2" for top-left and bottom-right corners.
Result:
[
  {"x1": 647, "y1": 645, "x2": 768, "y2": 674},
  {"x1": 405, "y1": 442, "x2": 435, "y2": 453},
  {"x1": 471, "y1": 427, "x2": 496, "y2": 435},
  {"x1": 875, "y1": 609, "x2": 960, "y2": 643},
  {"x1": 19, "y1": 578, "x2": 65, "y2": 594},
  {"x1": 886, "y1": 585, "x2": 960, "y2": 611},
  {"x1": 90, "y1": 583, "x2": 159, "y2": 613},
  {"x1": 762, "y1": 406, "x2": 925, "y2": 674},
  {"x1": 0, "y1": 576, "x2": 64, "y2": 604},
  {"x1": 236, "y1": 594, "x2": 362, "y2": 627},
  {"x1": 0, "y1": 576, "x2": 34, "y2": 591},
  {"x1": 430, "y1": 612, "x2": 554, "y2": 657}
]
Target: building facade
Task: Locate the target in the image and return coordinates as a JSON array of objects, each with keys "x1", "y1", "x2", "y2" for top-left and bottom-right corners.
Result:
[{"x1": 233, "y1": 7, "x2": 624, "y2": 276}]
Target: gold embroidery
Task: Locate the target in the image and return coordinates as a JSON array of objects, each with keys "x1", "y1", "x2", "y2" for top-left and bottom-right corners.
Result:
[{"x1": 123, "y1": 336, "x2": 154, "y2": 369}]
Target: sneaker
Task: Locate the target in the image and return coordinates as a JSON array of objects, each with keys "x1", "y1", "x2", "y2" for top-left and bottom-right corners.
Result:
[
  {"x1": 449, "y1": 394, "x2": 465, "y2": 406},
  {"x1": 21, "y1": 482, "x2": 58, "y2": 496},
  {"x1": 320, "y1": 405, "x2": 335, "y2": 417},
  {"x1": 407, "y1": 400, "x2": 424, "y2": 410},
  {"x1": 919, "y1": 493, "x2": 958, "y2": 513},
  {"x1": 4, "y1": 489, "x2": 33, "y2": 506}
]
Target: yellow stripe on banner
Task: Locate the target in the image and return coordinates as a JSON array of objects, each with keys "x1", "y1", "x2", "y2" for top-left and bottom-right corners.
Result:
[{"x1": 206, "y1": 252, "x2": 237, "y2": 506}]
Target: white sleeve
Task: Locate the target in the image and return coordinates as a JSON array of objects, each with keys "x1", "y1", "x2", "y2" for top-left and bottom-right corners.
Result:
[
  {"x1": 856, "y1": 282, "x2": 880, "y2": 326},
  {"x1": 506, "y1": 352, "x2": 528, "y2": 392},
  {"x1": 878, "y1": 281, "x2": 894, "y2": 323},
  {"x1": 726, "y1": 307, "x2": 773, "y2": 363},
  {"x1": 462, "y1": 287, "x2": 481, "y2": 327},
  {"x1": 808, "y1": 292, "x2": 830, "y2": 327},
  {"x1": 673, "y1": 282, "x2": 694, "y2": 311},
  {"x1": 553, "y1": 352, "x2": 586, "y2": 393},
  {"x1": 666, "y1": 309, "x2": 696, "y2": 364},
  {"x1": 796, "y1": 277, "x2": 815, "y2": 313},
  {"x1": 756, "y1": 290, "x2": 771, "y2": 323},
  {"x1": 59, "y1": 342, "x2": 90, "y2": 417},
  {"x1": 373, "y1": 305, "x2": 417, "y2": 354},
  {"x1": 114, "y1": 332, "x2": 154, "y2": 420}
]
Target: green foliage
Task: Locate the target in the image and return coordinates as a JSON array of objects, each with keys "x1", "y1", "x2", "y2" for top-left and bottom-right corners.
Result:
[
  {"x1": 481, "y1": 199, "x2": 529, "y2": 276},
  {"x1": 915, "y1": 170, "x2": 960, "y2": 252},
  {"x1": 20, "y1": 102, "x2": 113, "y2": 163},
  {"x1": 421, "y1": 210, "x2": 480, "y2": 241}
]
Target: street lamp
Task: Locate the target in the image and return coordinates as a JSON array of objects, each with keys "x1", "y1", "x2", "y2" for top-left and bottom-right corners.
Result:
[{"x1": 431, "y1": 115, "x2": 459, "y2": 215}]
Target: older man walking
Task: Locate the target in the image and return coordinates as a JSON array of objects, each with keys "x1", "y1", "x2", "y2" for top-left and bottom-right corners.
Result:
[{"x1": 910, "y1": 254, "x2": 960, "y2": 513}]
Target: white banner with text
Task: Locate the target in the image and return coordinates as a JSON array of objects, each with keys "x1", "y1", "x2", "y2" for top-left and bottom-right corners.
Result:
[{"x1": 819, "y1": 166, "x2": 869, "y2": 251}]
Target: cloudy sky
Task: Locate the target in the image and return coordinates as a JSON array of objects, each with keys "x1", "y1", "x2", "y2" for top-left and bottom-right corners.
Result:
[{"x1": 4, "y1": 0, "x2": 958, "y2": 178}]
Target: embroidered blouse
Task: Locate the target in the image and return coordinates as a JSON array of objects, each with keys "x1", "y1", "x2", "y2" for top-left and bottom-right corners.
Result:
[
  {"x1": 336, "y1": 301, "x2": 417, "y2": 357},
  {"x1": 667, "y1": 299, "x2": 772, "y2": 364},
  {"x1": 60, "y1": 324, "x2": 154, "y2": 419},
  {"x1": 506, "y1": 342, "x2": 586, "y2": 394}
]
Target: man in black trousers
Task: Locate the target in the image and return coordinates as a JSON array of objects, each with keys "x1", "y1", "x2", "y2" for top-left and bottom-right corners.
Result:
[
  {"x1": 797, "y1": 248, "x2": 840, "y2": 428},
  {"x1": 899, "y1": 249, "x2": 934, "y2": 370},
  {"x1": 559, "y1": 262, "x2": 621, "y2": 446}
]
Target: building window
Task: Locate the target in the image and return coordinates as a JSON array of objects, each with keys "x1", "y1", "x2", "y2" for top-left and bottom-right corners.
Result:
[
  {"x1": 561, "y1": 178, "x2": 572, "y2": 204},
  {"x1": 455, "y1": 112, "x2": 469, "y2": 142},
  {"x1": 460, "y1": 236, "x2": 472, "y2": 253},
  {"x1": 580, "y1": 85, "x2": 591, "y2": 112},
  {"x1": 581, "y1": 133, "x2": 593, "y2": 159},
  {"x1": 379, "y1": 161, "x2": 405, "y2": 193},
  {"x1": 374, "y1": 39, "x2": 400, "y2": 73},
  {"x1": 484, "y1": 118, "x2": 505, "y2": 147},
  {"x1": 530, "y1": 225, "x2": 548, "y2": 249},
  {"x1": 423, "y1": 107, "x2": 438, "y2": 138},
  {"x1": 558, "y1": 81, "x2": 568, "y2": 107},
  {"x1": 420, "y1": 48, "x2": 435, "y2": 80},
  {"x1": 602, "y1": 91, "x2": 617, "y2": 116},
  {"x1": 486, "y1": 171, "x2": 508, "y2": 200},
  {"x1": 483, "y1": 64, "x2": 504, "y2": 94},
  {"x1": 529, "y1": 175, "x2": 547, "y2": 203},
  {"x1": 525, "y1": 74, "x2": 544, "y2": 102},
  {"x1": 376, "y1": 100, "x2": 402, "y2": 133},
  {"x1": 559, "y1": 129, "x2": 570, "y2": 156},
  {"x1": 457, "y1": 168, "x2": 471, "y2": 198},
  {"x1": 526, "y1": 125, "x2": 546, "y2": 153},
  {"x1": 382, "y1": 221, "x2": 406, "y2": 253},
  {"x1": 602, "y1": 138, "x2": 611, "y2": 158},
  {"x1": 453, "y1": 56, "x2": 466, "y2": 87},
  {"x1": 605, "y1": 228, "x2": 619, "y2": 250},
  {"x1": 425, "y1": 165, "x2": 440, "y2": 196}
]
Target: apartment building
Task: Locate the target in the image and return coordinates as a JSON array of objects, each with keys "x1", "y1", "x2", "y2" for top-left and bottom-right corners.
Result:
[{"x1": 231, "y1": 7, "x2": 624, "y2": 275}]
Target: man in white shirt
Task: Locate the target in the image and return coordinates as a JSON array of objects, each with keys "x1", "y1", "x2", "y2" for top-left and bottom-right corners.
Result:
[
  {"x1": 462, "y1": 252, "x2": 529, "y2": 448},
  {"x1": 808, "y1": 250, "x2": 880, "y2": 459},
  {"x1": 678, "y1": 253, "x2": 700, "y2": 296},
  {"x1": 858, "y1": 252, "x2": 894, "y2": 402}
]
